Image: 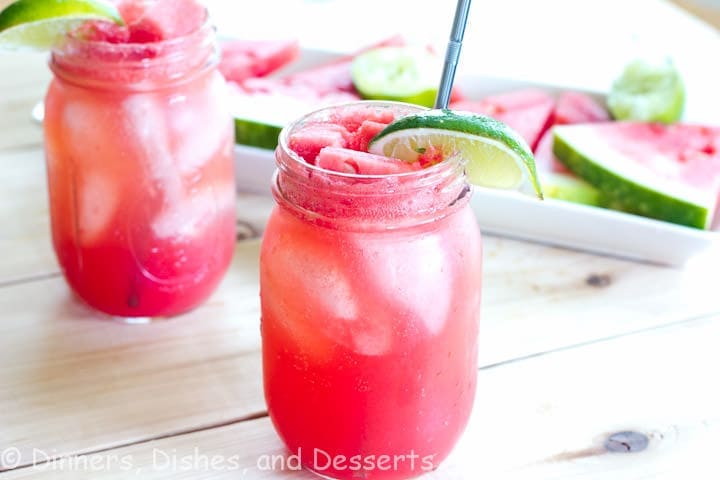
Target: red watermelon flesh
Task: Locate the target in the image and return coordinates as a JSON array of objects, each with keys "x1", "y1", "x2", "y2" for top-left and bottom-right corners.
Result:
[
  {"x1": 347, "y1": 120, "x2": 391, "y2": 152},
  {"x1": 535, "y1": 91, "x2": 610, "y2": 173},
  {"x1": 534, "y1": 129, "x2": 571, "y2": 173},
  {"x1": 288, "y1": 124, "x2": 350, "y2": 164},
  {"x1": 316, "y1": 147, "x2": 419, "y2": 175},
  {"x1": 555, "y1": 91, "x2": 610, "y2": 125},
  {"x1": 281, "y1": 36, "x2": 405, "y2": 94},
  {"x1": 73, "y1": 20, "x2": 131, "y2": 43},
  {"x1": 79, "y1": 0, "x2": 205, "y2": 43},
  {"x1": 602, "y1": 123, "x2": 720, "y2": 189},
  {"x1": 235, "y1": 77, "x2": 361, "y2": 103},
  {"x1": 330, "y1": 104, "x2": 396, "y2": 133},
  {"x1": 219, "y1": 39, "x2": 300, "y2": 83},
  {"x1": 117, "y1": 0, "x2": 206, "y2": 41},
  {"x1": 450, "y1": 89, "x2": 555, "y2": 150}
]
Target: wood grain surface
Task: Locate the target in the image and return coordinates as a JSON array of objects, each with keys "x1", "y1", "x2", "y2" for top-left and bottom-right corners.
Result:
[{"x1": 1, "y1": 3, "x2": 719, "y2": 479}]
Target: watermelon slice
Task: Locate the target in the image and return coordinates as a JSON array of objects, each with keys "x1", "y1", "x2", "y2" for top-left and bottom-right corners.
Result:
[
  {"x1": 554, "y1": 91, "x2": 610, "y2": 125},
  {"x1": 450, "y1": 89, "x2": 555, "y2": 150},
  {"x1": 280, "y1": 36, "x2": 405, "y2": 95},
  {"x1": 219, "y1": 39, "x2": 300, "y2": 83},
  {"x1": 553, "y1": 122, "x2": 720, "y2": 229},
  {"x1": 535, "y1": 91, "x2": 610, "y2": 173}
]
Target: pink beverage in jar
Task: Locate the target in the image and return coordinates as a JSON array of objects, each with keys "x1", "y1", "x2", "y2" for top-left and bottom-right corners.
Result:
[
  {"x1": 43, "y1": 0, "x2": 236, "y2": 319},
  {"x1": 261, "y1": 102, "x2": 483, "y2": 479}
]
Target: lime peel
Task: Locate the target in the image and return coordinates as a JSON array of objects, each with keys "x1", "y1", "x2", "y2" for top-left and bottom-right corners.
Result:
[
  {"x1": 351, "y1": 46, "x2": 441, "y2": 108},
  {"x1": 607, "y1": 57, "x2": 685, "y2": 124},
  {"x1": 0, "y1": 0, "x2": 124, "y2": 50},
  {"x1": 369, "y1": 109, "x2": 543, "y2": 198}
]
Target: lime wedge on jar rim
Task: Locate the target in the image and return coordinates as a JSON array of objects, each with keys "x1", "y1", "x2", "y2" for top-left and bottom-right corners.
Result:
[
  {"x1": 368, "y1": 109, "x2": 544, "y2": 198},
  {"x1": 0, "y1": 0, "x2": 124, "y2": 50}
]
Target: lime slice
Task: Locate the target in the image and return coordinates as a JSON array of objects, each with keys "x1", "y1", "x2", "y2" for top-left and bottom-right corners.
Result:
[
  {"x1": 369, "y1": 109, "x2": 543, "y2": 198},
  {"x1": 351, "y1": 46, "x2": 441, "y2": 108},
  {"x1": 0, "y1": 0, "x2": 124, "y2": 50},
  {"x1": 607, "y1": 58, "x2": 685, "y2": 123}
]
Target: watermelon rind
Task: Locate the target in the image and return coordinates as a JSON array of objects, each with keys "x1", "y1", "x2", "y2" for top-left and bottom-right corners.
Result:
[
  {"x1": 553, "y1": 126, "x2": 713, "y2": 229},
  {"x1": 540, "y1": 171, "x2": 607, "y2": 207},
  {"x1": 234, "y1": 117, "x2": 282, "y2": 150}
]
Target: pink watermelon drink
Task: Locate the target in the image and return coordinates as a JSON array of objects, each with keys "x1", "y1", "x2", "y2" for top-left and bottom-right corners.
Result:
[
  {"x1": 261, "y1": 102, "x2": 483, "y2": 479},
  {"x1": 43, "y1": 0, "x2": 235, "y2": 318}
]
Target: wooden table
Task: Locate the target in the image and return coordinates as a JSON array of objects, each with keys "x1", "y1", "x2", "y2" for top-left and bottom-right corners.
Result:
[{"x1": 1, "y1": 3, "x2": 720, "y2": 478}]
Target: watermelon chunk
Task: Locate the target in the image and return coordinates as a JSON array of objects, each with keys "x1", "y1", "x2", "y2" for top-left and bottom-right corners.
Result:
[
  {"x1": 330, "y1": 105, "x2": 396, "y2": 133},
  {"x1": 553, "y1": 122, "x2": 720, "y2": 229},
  {"x1": 219, "y1": 39, "x2": 300, "y2": 83},
  {"x1": 316, "y1": 147, "x2": 419, "y2": 175},
  {"x1": 347, "y1": 120, "x2": 391, "y2": 152},
  {"x1": 73, "y1": 20, "x2": 130, "y2": 43},
  {"x1": 288, "y1": 124, "x2": 349, "y2": 164},
  {"x1": 117, "y1": 0, "x2": 206, "y2": 41},
  {"x1": 450, "y1": 89, "x2": 555, "y2": 150}
]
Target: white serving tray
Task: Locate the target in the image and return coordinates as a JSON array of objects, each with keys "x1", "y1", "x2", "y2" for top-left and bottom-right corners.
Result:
[{"x1": 233, "y1": 49, "x2": 720, "y2": 266}]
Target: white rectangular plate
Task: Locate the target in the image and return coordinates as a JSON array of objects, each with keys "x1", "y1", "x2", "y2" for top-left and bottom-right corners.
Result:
[{"x1": 233, "y1": 49, "x2": 720, "y2": 266}]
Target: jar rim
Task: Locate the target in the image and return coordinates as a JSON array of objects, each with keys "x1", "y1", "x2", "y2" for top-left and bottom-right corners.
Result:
[
  {"x1": 277, "y1": 100, "x2": 465, "y2": 184},
  {"x1": 49, "y1": 11, "x2": 217, "y2": 89},
  {"x1": 54, "y1": 9, "x2": 213, "y2": 53},
  {"x1": 273, "y1": 101, "x2": 471, "y2": 231}
]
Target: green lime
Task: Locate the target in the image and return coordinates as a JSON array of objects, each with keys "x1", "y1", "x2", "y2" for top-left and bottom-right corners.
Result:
[
  {"x1": 607, "y1": 58, "x2": 685, "y2": 123},
  {"x1": 351, "y1": 46, "x2": 441, "y2": 108},
  {"x1": 368, "y1": 109, "x2": 543, "y2": 198},
  {"x1": 0, "y1": 0, "x2": 123, "y2": 50}
]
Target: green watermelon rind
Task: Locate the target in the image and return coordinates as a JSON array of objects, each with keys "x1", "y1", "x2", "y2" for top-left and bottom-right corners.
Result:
[
  {"x1": 540, "y1": 171, "x2": 609, "y2": 207},
  {"x1": 552, "y1": 130, "x2": 711, "y2": 229},
  {"x1": 234, "y1": 117, "x2": 282, "y2": 150}
]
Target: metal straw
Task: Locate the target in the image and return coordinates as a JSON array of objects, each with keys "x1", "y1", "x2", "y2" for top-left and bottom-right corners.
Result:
[{"x1": 434, "y1": 0, "x2": 472, "y2": 109}]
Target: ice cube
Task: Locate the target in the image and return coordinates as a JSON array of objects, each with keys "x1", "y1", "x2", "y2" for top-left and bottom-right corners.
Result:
[
  {"x1": 151, "y1": 185, "x2": 213, "y2": 239},
  {"x1": 61, "y1": 102, "x2": 121, "y2": 244},
  {"x1": 291, "y1": 244, "x2": 394, "y2": 356},
  {"x1": 122, "y1": 95, "x2": 183, "y2": 204},
  {"x1": 170, "y1": 74, "x2": 233, "y2": 174},
  {"x1": 77, "y1": 170, "x2": 118, "y2": 244},
  {"x1": 362, "y1": 234, "x2": 452, "y2": 335}
]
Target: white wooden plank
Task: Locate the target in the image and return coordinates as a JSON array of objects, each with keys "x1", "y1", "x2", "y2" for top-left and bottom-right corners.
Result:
[
  {"x1": 0, "y1": 241, "x2": 264, "y2": 468},
  {"x1": 5, "y1": 315, "x2": 718, "y2": 479}
]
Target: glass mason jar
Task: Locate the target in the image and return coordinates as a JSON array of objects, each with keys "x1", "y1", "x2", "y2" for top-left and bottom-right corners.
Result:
[
  {"x1": 43, "y1": 18, "x2": 236, "y2": 319},
  {"x1": 260, "y1": 102, "x2": 483, "y2": 479}
]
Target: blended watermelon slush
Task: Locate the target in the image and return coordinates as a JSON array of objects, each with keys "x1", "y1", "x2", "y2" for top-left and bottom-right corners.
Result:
[
  {"x1": 261, "y1": 102, "x2": 482, "y2": 479},
  {"x1": 43, "y1": 0, "x2": 235, "y2": 318}
]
